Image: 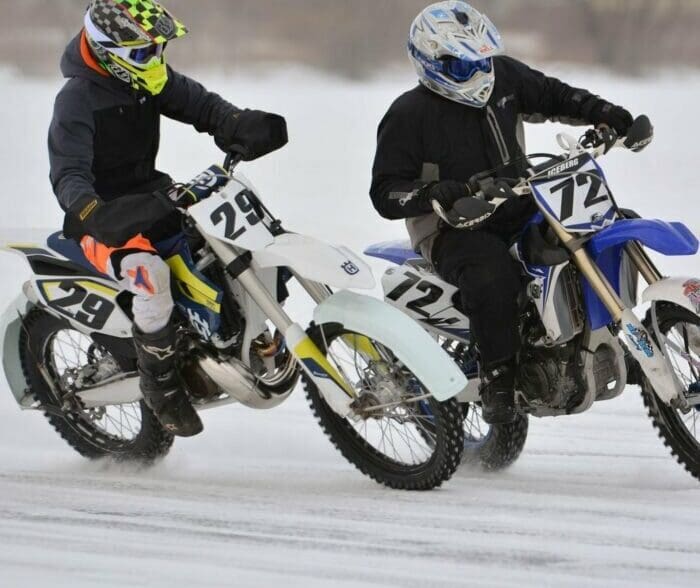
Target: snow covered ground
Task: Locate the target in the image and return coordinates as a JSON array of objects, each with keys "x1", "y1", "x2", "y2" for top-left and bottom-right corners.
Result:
[{"x1": 1, "y1": 65, "x2": 700, "y2": 587}]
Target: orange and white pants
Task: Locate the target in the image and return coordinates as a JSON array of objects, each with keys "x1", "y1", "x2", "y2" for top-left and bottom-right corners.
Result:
[{"x1": 81, "y1": 234, "x2": 174, "y2": 334}]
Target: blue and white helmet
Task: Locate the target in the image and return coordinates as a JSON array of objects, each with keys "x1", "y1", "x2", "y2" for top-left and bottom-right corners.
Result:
[{"x1": 408, "y1": 2, "x2": 505, "y2": 108}]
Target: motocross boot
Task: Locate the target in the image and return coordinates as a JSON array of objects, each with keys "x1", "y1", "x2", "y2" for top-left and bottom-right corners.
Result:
[
  {"x1": 133, "y1": 320, "x2": 203, "y2": 437},
  {"x1": 479, "y1": 360, "x2": 517, "y2": 425}
]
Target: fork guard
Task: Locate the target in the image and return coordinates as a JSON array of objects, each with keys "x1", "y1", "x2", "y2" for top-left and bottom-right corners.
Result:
[{"x1": 313, "y1": 290, "x2": 468, "y2": 403}]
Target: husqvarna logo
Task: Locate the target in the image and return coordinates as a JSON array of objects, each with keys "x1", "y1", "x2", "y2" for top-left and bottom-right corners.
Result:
[{"x1": 341, "y1": 261, "x2": 360, "y2": 276}]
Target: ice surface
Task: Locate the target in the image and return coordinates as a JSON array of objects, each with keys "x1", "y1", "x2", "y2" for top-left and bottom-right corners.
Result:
[{"x1": 1, "y1": 66, "x2": 699, "y2": 587}]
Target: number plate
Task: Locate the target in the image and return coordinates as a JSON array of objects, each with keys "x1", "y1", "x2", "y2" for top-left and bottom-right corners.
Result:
[
  {"x1": 531, "y1": 153, "x2": 615, "y2": 233},
  {"x1": 36, "y1": 279, "x2": 129, "y2": 333},
  {"x1": 188, "y1": 180, "x2": 274, "y2": 251},
  {"x1": 382, "y1": 269, "x2": 470, "y2": 341}
]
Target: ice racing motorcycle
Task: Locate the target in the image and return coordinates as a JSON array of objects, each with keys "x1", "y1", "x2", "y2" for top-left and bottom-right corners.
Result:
[
  {"x1": 0, "y1": 155, "x2": 468, "y2": 490},
  {"x1": 366, "y1": 117, "x2": 700, "y2": 482}
]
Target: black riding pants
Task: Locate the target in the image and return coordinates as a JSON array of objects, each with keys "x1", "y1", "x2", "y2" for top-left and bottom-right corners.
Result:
[{"x1": 432, "y1": 200, "x2": 535, "y2": 367}]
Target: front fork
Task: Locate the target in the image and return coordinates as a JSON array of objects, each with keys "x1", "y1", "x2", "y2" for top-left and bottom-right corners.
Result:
[
  {"x1": 551, "y1": 224, "x2": 682, "y2": 405},
  {"x1": 196, "y1": 230, "x2": 356, "y2": 416}
]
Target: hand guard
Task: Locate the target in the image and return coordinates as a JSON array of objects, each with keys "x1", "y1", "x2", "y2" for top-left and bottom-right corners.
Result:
[
  {"x1": 215, "y1": 109, "x2": 288, "y2": 161},
  {"x1": 432, "y1": 196, "x2": 497, "y2": 230}
]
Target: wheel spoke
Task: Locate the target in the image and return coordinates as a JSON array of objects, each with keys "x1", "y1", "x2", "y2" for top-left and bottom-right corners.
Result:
[
  {"x1": 45, "y1": 328, "x2": 142, "y2": 443},
  {"x1": 317, "y1": 329, "x2": 455, "y2": 468}
]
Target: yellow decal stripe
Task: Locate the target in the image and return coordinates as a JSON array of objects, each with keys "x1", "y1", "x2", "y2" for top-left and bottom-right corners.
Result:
[
  {"x1": 166, "y1": 255, "x2": 221, "y2": 312},
  {"x1": 294, "y1": 336, "x2": 356, "y2": 398},
  {"x1": 39, "y1": 281, "x2": 61, "y2": 302},
  {"x1": 341, "y1": 334, "x2": 382, "y2": 362}
]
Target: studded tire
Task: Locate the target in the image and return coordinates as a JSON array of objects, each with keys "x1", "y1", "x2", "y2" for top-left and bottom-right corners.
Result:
[
  {"x1": 461, "y1": 405, "x2": 529, "y2": 471},
  {"x1": 19, "y1": 309, "x2": 173, "y2": 462},
  {"x1": 303, "y1": 323, "x2": 464, "y2": 490},
  {"x1": 641, "y1": 304, "x2": 700, "y2": 482}
]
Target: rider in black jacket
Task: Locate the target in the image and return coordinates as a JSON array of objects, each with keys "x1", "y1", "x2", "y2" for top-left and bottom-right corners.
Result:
[
  {"x1": 48, "y1": 0, "x2": 288, "y2": 437},
  {"x1": 370, "y1": 2, "x2": 638, "y2": 424}
]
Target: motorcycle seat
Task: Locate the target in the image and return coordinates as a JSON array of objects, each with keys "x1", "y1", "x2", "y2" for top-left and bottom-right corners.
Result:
[
  {"x1": 364, "y1": 240, "x2": 422, "y2": 266},
  {"x1": 46, "y1": 231, "x2": 111, "y2": 279}
]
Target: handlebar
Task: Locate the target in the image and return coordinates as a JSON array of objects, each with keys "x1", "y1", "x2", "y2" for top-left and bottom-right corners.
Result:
[
  {"x1": 475, "y1": 115, "x2": 653, "y2": 197},
  {"x1": 436, "y1": 115, "x2": 654, "y2": 228}
]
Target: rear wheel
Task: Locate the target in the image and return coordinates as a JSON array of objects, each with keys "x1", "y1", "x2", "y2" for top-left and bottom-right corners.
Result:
[
  {"x1": 442, "y1": 339, "x2": 529, "y2": 470},
  {"x1": 20, "y1": 310, "x2": 173, "y2": 462},
  {"x1": 304, "y1": 324, "x2": 464, "y2": 490},
  {"x1": 641, "y1": 303, "x2": 700, "y2": 481}
]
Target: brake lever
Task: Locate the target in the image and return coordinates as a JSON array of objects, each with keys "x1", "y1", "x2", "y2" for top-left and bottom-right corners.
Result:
[{"x1": 223, "y1": 144, "x2": 247, "y2": 174}]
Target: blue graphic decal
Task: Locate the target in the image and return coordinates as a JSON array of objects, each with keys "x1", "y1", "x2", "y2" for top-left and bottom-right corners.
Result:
[
  {"x1": 364, "y1": 240, "x2": 421, "y2": 266},
  {"x1": 302, "y1": 358, "x2": 331, "y2": 380},
  {"x1": 626, "y1": 323, "x2": 654, "y2": 358}
]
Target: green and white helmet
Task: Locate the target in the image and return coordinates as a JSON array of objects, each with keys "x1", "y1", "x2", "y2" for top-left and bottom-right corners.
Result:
[{"x1": 84, "y1": 0, "x2": 188, "y2": 95}]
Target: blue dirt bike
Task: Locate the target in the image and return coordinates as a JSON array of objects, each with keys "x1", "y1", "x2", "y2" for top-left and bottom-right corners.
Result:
[{"x1": 366, "y1": 117, "x2": 700, "y2": 481}]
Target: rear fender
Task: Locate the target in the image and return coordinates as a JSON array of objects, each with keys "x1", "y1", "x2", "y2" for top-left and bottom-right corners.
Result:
[
  {"x1": 0, "y1": 292, "x2": 36, "y2": 408},
  {"x1": 313, "y1": 290, "x2": 468, "y2": 402}
]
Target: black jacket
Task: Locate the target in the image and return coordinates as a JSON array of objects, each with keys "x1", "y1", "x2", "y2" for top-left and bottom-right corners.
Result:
[
  {"x1": 370, "y1": 56, "x2": 622, "y2": 221},
  {"x1": 49, "y1": 34, "x2": 240, "y2": 215}
]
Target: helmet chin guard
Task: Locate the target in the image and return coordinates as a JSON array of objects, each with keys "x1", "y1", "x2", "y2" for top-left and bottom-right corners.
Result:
[{"x1": 408, "y1": 1, "x2": 504, "y2": 108}]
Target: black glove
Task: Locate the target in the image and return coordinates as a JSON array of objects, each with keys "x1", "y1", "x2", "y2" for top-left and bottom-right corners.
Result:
[
  {"x1": 417, "y1": 180, "x2": 471, "y2": 213},
  {"x1": 65, "y1": 192, "x2": 177, "y2": 247},
  {"x1": 588, "y1": 101, "x2": 634, "y2": 136},
  {"x1": 215, "y1": 109, "x2": 288, "y2": 161},
  {"x1": 477, "y1": 178, "x2": 519, "y2": 201}
]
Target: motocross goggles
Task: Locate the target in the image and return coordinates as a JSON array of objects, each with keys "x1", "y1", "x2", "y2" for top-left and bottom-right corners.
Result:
[
  {"x1": 84, "y1": 10, "x2": 166, "y2": 69},
  {"x1": 440, "y1": 56, "x2": 493, "y2": 82}
]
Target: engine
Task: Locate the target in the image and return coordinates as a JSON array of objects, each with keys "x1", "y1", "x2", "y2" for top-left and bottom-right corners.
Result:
[{"x1": 518, "y1": 345, "x2": 583, "y2": 414}]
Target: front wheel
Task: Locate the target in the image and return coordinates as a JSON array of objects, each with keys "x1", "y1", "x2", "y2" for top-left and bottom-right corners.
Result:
[
  {"x1": 641, "y1": 303, "x2": 700, "y2": 481},
  {"x1": 304, "y1": 323, "x2": 464, "y2": 490}
]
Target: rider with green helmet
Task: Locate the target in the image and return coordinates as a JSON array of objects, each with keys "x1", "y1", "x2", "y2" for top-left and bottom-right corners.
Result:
[{"x1": 49, "y1": 0, "x2": 289, "y2": 437}]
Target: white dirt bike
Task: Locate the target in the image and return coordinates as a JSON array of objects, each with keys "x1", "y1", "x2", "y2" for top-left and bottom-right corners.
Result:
[
  {"x1": 366, "y1": 117, "x2": 700, "y2": 482},
  {"x1": 0, "y1": 154, "x2": 468, "y2": 490}
]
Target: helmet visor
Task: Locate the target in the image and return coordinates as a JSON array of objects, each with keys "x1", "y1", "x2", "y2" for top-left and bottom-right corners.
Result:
[{"x1": 442, "y1": 57, "x2": 492, "y2": 82}]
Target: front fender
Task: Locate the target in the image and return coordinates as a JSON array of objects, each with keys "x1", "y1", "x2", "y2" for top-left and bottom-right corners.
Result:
[
  {"x1": 0, "y1": 291, "x2": 35, "y2": 408},
  {"x1": 642, "y1": 276, "x2": 700, "y2": 315},
  {"x1": 313, "y1": 290, "x2": 468, "y2": 401},
  {"x1": 254, "y1": 234, "x2": 375, "y2": 290}
]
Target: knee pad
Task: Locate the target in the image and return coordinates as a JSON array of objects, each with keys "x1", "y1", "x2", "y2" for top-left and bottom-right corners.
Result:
[
  {"x1": 119, "y1": 253, "x2": 174, "y2": 333},
  {"x1": 120, "y1": 253, "x2": 171, "y2": 298}
]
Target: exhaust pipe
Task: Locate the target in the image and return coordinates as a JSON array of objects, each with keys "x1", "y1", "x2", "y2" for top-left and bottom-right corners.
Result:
[
  {"x1": 74, "y1": 358, "x2": 293, "y2": 411},
  {"x1": 198, "y1": 356, "x2": 292, "y2": 410}
]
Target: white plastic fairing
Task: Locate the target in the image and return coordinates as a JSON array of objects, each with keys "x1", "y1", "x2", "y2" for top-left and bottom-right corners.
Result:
[
  {"x1": 620, "y1": 308, "x2": 680, "y2": 405},
  {"x1": 314, "y1": 290, "x2": 468, "y2": 401},
  {"x1": 255, "y1": 234, "x2": 376, "y2": 290},
  {"x1": 642, "y1": 276, "x2": 700, "y2": 316},
  {"x1": 380, "y1": 266, "x2": 470, "y2": 342},
  {"x1": 1, "y1": 292, "x2": 35, "y2": 407}
]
